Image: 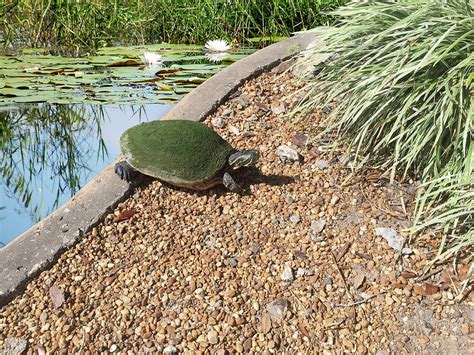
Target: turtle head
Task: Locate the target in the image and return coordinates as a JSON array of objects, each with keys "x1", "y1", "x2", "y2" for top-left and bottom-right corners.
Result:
[{"x1": 228, "y1": 150, "x2": 259, "y2": 169}]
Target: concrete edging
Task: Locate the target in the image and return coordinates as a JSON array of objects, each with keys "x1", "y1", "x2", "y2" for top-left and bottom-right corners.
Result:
[{"x1": 0, "y1": 32, "x2": 317, "y2": 307}]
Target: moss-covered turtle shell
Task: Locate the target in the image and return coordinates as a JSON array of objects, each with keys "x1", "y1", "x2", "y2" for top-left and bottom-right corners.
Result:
[{"x1": 120, "y1": 120, "x2": 234, "y2": 186}]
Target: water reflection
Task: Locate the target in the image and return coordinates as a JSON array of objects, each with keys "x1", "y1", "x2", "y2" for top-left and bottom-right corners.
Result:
[{"x1": 0, "y1": 103, "x2": 172, "y2": 245}]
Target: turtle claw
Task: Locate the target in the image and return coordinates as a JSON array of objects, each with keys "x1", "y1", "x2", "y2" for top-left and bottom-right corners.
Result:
[
  {"x1": 115, "y1": 160, "x2": 136, "y2": 182},
  {"x1": 223, "y1": 172, "x2": 241, "y2": 192}
]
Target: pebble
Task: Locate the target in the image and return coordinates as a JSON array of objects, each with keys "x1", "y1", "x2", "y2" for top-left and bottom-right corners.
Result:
[
  {"x1": 291, "y1": 133, "x2": 308, "y2": 147},
  {"x1": 312, "y1": 160, "x2": 330, "y2": 169},
  {"x1": 276, "y1": 145, "x2": 300, "y2": 161},
  {"x1": 281, "y1": 264, "x2": 294, "y2": 282},
  {"x1": 296, "y1": 268, "x2": 311, "y2": 277},
  {"x1": 3, "y1": 338, "x2": 28, "y2": 354},
  {"x1": 323, "y1": 276, "x2": 333, "y2": 285},
  {"x1": 207, "y1": 330, "x2": 219, "y2": 344},
  {"x1": 221, "y1": 108, "x2": 234, "y2": 117},
  {"x1": 290, "y1": 215, "x2": 300, "y2": 223},
  {"x1": 375, "y1": 227, "x2": 405, "y2": 252},
  {"x1": 110, "y1": 344, "x2": 118, "y2": 352},
  {"x1": 228, "y1": 258, "x2": 238, "y2": 268},
  {"x1": 211, "y1": 116, "x2": 225, "y2": 128},
  {"x1": 163, "y1": 345, "x2": 178, "y2": 354},
  {"x1": 267, "y1": 299, "x2": 289, "y2": 321},
  {"x1": 271, "y1": 103, "x2": 286, "y2": 115},
  {"x1": 229, "y1": 126, "x2": 240, "y2": 135},
  {"x1": 311, "y1": 219, "x2": 326, "y2": 233}
]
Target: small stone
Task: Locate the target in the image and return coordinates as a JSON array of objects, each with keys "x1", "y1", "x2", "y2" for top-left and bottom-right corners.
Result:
[
  {"x1": 227, "y1": 315, "x2": 236, "y2": 326},
  {"x1": 261, "y1": 312, "x2": 272, "y2": 334},
  {"x1": 421, "y1": 320, "x2": 434, "y2": 335},
  {"x1": 330, "y1": 195, "x2": 340, "y2": 205},
  {"x1": 352, "y1": 274, "x2": 365, "y2": 289},
  {"x1": 460, "y1": 323, "x2": 471, "y2": 335},
  {"x1": 311, "y1": 219, "x2": 326, "y2": 233},
  {"x1": 418, "y1": 336, "x2": 430, "y2": 345},
  {"x1": 221, "y1": 108, "x2": 233, "y2": 117},
  {"x1": 163, "y1": 345, "x2": 178, "y2": 354},
  {"x1": 211, "y1": 116, "x2": 225, "y2": 128},
  {"x1": 271, "y1": 102, "x2": 286, "y2": 115},
  {"x1": 401, "y1": 247, "x2": 413, "y2": 255},
  {"x1": 61, "y1": 223, "x2": 69, "y2": 232},
  {"x1": 290, "y1": 215, "x2": 300, "y2": 223},
  {"x1": 229, "y1": 126, "x2": 240, "y2": 135},
  {"x1": 228, "y1": 258, "x2": 238, "y2": 268},
  {"x1": 233, "y1": 94, "x2": 251, "y2": 107},
  {"x1": 323, "y1": 276, "x2": 333, "y2": 285},
  {"x1": 110, "y1": 344, "x2": 118, "y2": 352},
  {"x1": 243, "y1": 338, "x2": 252, "y2": 352},
  {"x1": 375, "y1": 227, "x2": 405, "y2": 252},
  {"x1": 285, "y1": 195, "x2": 294, "y2": 204},
  {"x1": 322, "y1": 106, "x2": 331, "y2": 113},
  {"x1": 197, "y1": 334, "x2": 207, "y2": 343},
  {"x1": 312, "y1": 160, "x2": 330, "y2": 169},
  {"x1": 235, "y1": 342, "x2": 244, "y2": 353},
  {"x1": 248, "y1": 114, "x2": 258, "y2": 121},
  {"x1": 281, "y1": 264, "x2": 294, "y2": 282},
  {"x1": 291, "y1": 133, "x2": 308, "y2": 147},
  {"x1": 267, "y1": 298, "x2": 289, "y2": 321},
  {"x1": 4, "y1": 338, "x2": 28, "y2": 354},
  {"x1": 296, "y1": 268, "x2": 312, "y2": 277},
  {"x1": 276, "y1": 145, "x2": 300, "y2": 162},
  {"x1": 207, "y1": 330, "x2": 219, "y2": 344}
]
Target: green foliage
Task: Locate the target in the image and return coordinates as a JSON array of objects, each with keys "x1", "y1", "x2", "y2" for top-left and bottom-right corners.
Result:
[
  {"x1": 293, "y1": 0, "x2": 473, "y2": 266},
  {"x1": 0, "y1": 45, "x2": 254, "y2": 108},
  {"x1": 0, "y1": 0, "x2": 347, "y2": 55}
]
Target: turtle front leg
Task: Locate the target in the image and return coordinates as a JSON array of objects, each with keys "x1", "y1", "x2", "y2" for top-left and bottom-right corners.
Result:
[
  {"x1": 114, "y1": 160, "x2": 139, "y2": 183},
  {"x1": 223, "y1": 172, "x2": 241, "y2": 192}
]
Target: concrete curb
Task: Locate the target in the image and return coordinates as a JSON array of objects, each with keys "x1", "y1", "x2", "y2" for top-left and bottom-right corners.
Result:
[{"x1": 0, "y1": 32, "x2": 317, "y2": 307}]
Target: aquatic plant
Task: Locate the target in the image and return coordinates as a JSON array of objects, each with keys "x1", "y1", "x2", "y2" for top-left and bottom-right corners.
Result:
[
  {"x1": 0, "y1": 0, "x2": 347, "y2": 55},
  {"x1": 140, "y1": 52, "x2": 162, "y2": 67},
  {"x1": 205, "y1": 39, "x2": 232, "y2": 53},
  {"x1": 293, "y1": 0, "x2": 473, "y2": 271},
  {"x1": 205, "y1": 52, "x2": 230, "y2": 63}
]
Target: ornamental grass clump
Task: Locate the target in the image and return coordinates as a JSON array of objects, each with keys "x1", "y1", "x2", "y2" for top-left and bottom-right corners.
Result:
[{"x1": 293, "y1": 0, "x2": 473, "y2": 270}]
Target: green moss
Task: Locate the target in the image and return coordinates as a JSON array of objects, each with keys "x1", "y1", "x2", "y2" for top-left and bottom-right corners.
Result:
[{"x1": 121, "y1": 120, "x2": 233, "y2": 184}]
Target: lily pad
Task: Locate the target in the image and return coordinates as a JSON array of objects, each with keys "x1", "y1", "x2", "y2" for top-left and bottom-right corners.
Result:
[{"x1": 0, "y1": 44, "x2": 255, "y2": 107}]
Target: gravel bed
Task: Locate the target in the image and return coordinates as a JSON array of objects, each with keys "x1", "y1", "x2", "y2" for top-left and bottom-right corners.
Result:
[{"x1": 1, "y1": 68, "x2": 472, "y2": 354}]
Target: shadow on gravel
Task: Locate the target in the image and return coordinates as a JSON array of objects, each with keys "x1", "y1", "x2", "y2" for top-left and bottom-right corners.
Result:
[{"x1": 124, "y1": 167, "x2": 294, "y2": 197}]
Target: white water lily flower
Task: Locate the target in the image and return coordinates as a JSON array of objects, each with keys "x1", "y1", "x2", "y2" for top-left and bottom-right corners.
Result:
[
  {"x1": 205, "y1": 52, "x2": 230, "y2": 63},
  {"x1": 140, "y1": 52, "x2": 162, "y2": 67},
  {"x1": 205, "y1": 39, "x2": 232, "y2": 52}
]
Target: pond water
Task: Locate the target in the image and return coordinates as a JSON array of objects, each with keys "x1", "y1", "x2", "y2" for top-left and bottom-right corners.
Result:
[
  {"x1": 0, "y1": 44, "x2": 257, "y2": 247},
  {"x1": 0, "y1": 103, "x2": 171, "y2": 246}
]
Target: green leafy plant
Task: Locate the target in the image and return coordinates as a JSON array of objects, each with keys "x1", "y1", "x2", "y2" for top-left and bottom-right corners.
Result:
[
  {"x1": 0, "y1": 0, "x2": 347, "y2": 55},
  {"x1": 293, "y1": 0, "x2": 473, "y2": 270}
]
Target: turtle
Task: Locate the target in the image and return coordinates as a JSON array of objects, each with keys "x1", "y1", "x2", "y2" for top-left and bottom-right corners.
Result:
[{"x1": 114, "y1": 119, "x2": 259, "y2": 191}]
